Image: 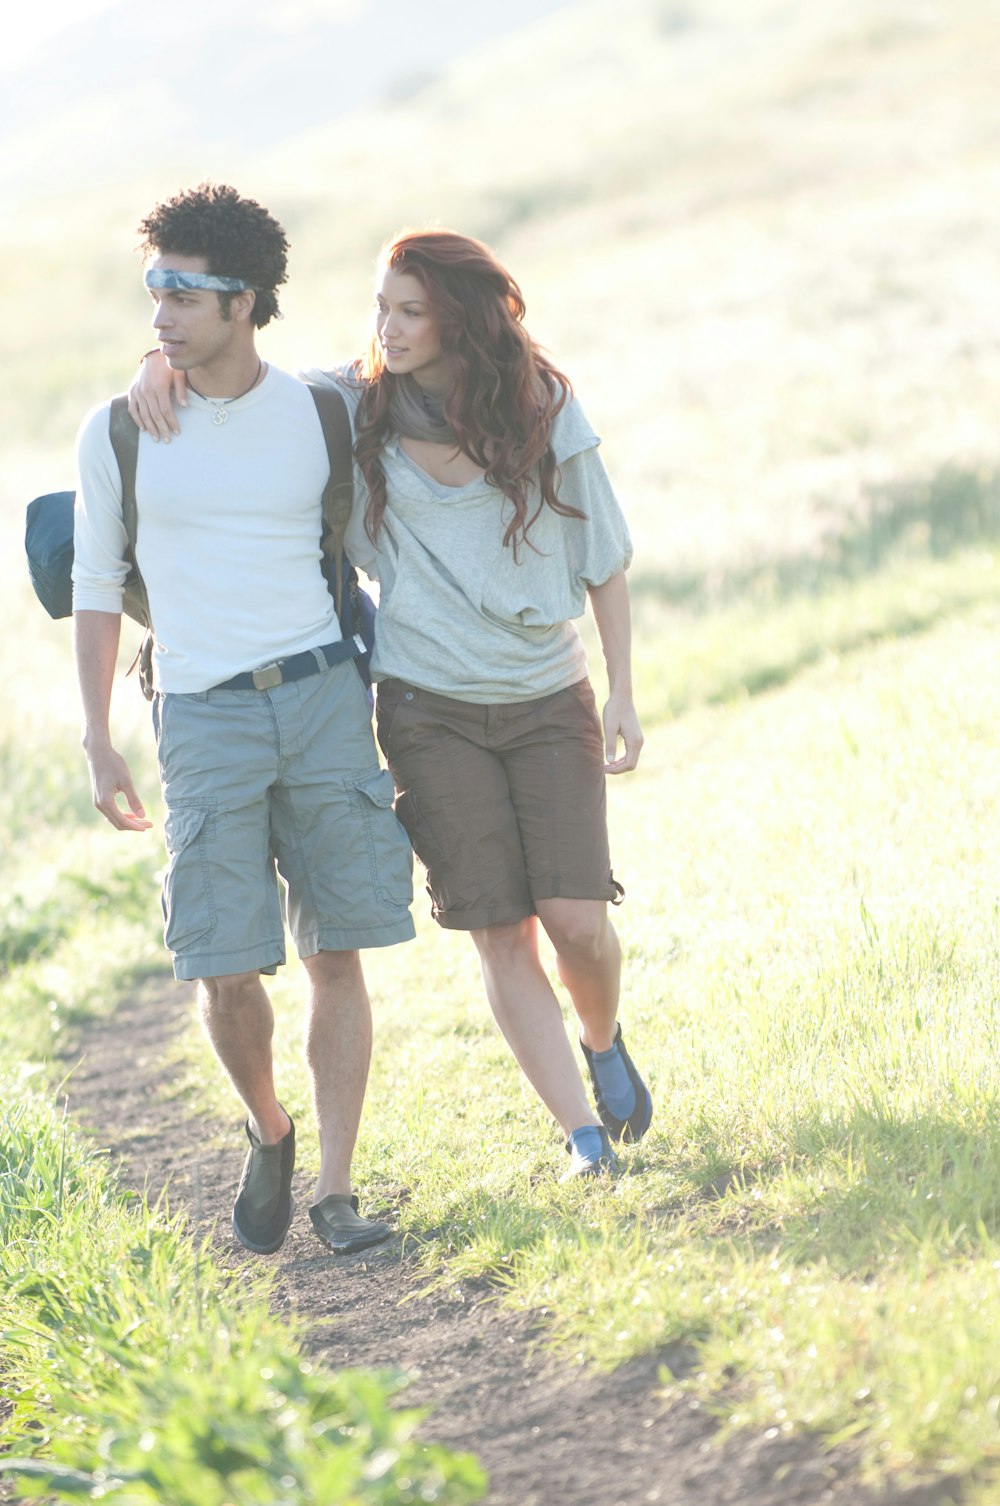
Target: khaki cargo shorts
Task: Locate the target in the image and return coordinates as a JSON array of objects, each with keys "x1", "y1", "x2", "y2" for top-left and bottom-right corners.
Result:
[{"x1": 153, "y1": 659, "x2": 415, "y2": 980}]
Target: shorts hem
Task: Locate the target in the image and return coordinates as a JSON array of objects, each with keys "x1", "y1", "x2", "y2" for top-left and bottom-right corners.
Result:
[
  {"x1": 431, "y1": 881, "x2": 621, "y2": 933},
  {"x1": 172, "y1": 940, "x2": 286, "y2": 981},
  {"x1": 432, "y1": 905, "x2": 534, "y2": 932},
  {"x1": 296, "y1": 917, "x2": 416, "y2": 954},
  {"x1": 530, "y1": 880, "x2": 623, "y2": 904}
]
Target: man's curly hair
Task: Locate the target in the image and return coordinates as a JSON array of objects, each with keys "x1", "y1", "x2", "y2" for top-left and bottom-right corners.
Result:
[{"x1": 137, "y1": 183, "x2": 289, "y2": 328}]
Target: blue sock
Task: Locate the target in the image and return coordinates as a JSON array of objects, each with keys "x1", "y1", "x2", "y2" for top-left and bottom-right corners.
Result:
[
  {"x1": 589, "y1": 1041, "x2": 636, "y2": 1119},
  {"x1": 567, "y1": 1125, "x2": 606, "y2": 1162}
]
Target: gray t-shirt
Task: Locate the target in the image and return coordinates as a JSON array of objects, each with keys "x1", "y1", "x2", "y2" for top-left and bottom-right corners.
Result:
[{"x1": 302, "y1": 366, "x2": 632, "y2": 703}]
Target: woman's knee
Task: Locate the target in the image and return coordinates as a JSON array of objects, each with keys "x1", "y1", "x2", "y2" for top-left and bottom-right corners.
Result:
[
  {"x1": 538, "y1": 899, "x2": 612, "y2": 963},
  {"x1": 470, "y1": 916, "x2": 536, "y2": 965}
]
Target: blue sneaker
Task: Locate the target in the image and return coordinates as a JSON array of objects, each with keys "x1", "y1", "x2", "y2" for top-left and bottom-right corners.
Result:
[
  {"x1": 580, "y1": 1025, "x2": 653, "y2": 1143},
  {"x1": 561, "y1": 1124, "x2": 619, "y2": 1180}
]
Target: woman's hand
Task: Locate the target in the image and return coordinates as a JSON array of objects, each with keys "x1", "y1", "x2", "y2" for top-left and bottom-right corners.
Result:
[
  {"x1": 127, "y1": 349, "x2": 188, "y2": 440},
  {"x1": 602, "y1": 690, "x2": 644, "y2": 774},
  {"x1": 588, "y1": 571, "x2": 644, "y2": 772}
]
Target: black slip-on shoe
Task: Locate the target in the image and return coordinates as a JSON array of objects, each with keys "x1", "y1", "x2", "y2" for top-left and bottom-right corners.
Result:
[
  {"x1": 580, "y1": 1025, "x2": 653, "y2": 1143},
  {"x1": 561, "y1": 1124, "x2": 620, "y2": 1180},
  {"x1": 232, "y1": 1115, "x2": 295, "y2": 1254},
  {"x1": 308, "y1": 1194, "x2": 392, "y2": 1255}
]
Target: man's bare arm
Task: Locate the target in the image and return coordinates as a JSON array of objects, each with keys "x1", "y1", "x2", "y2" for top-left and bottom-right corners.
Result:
[{"x1": 73, "y1": 610, "x2": 152, "y2": 831}]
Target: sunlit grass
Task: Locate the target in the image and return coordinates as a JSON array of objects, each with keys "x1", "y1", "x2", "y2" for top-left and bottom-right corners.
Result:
[{"x1": 0, "y1": 1093, "x2": 485, "y2": 1504}]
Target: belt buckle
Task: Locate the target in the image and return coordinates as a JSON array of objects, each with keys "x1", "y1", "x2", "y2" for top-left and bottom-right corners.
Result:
[{"x1": 252, "y1": 662, "x2": 284, "y2": 690}]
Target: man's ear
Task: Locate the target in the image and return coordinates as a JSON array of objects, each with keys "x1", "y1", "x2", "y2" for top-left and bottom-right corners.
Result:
[{"x1": 233, "y1": 288, "x2": 256, "y2": 324}]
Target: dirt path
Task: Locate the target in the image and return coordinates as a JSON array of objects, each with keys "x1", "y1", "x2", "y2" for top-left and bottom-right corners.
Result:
[{"x1": 56, "y1": 977, "x2": 960, "y2": 1506}]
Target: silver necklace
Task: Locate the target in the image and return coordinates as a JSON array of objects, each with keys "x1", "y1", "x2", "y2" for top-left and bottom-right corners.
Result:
[{"x1": 189, "y1": 358, "x2": 263, "y2": 425}]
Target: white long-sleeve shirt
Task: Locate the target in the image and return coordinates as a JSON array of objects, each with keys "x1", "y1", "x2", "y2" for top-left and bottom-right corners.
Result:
[{"x1": 73, "y1": 366, "x2": 341, "y2": 694}]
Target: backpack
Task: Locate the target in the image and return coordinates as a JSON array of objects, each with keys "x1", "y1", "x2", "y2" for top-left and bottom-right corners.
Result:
[{"x1": 24, "y1": 383, "x2": 375, "y2": 701}]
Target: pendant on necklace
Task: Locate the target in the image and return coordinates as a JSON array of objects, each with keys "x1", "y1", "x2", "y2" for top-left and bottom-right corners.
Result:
[{"x1": 211, "y1": 406, "x2": 229, "y2": 426}]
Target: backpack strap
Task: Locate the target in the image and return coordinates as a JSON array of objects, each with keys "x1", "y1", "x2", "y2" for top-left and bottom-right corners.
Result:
[
  {"x1": 109, "y1": 395, "x2": 154, "y2": 697},
  {"x1": 109, "y1": 394, "x2": 151, "y2": 628},
  {"x1": 305, "y1": 383, "x2": 353, "y2": 618}
]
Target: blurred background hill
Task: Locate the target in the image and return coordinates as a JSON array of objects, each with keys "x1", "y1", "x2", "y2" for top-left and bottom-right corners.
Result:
[
  {"x1": 0, "y1": 0, "x2": 578, "y2": 205},
  {"x1": 3, "y1": 0, "x2": 1000, "y2": 587}
]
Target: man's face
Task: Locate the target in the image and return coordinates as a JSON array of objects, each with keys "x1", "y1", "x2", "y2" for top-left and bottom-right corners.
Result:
[{"x1": 146, "y1": 252, "x2": 237, "y2": 371}]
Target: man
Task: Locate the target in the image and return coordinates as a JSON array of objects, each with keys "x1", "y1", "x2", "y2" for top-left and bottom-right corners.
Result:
[{"x1": 73, "y1": 183, "x2": 415, "y2": 1257}]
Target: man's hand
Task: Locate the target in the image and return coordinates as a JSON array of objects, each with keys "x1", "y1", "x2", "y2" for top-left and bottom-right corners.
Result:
[
  {"x1": 85, "y1": 743, "x2": 153, "y2": 831},
  {"x1": 74, "y1": 611, "x2": 150, "y2": 829},
  {"x1": 602, "y1": 691, "x2": 644, "y2": 774},
  {"x1": 127, "y1": 350, "x2": 187, "y2": 441}
]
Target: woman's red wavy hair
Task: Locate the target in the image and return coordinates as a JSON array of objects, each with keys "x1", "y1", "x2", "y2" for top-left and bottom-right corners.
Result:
[{"x1": 353, "y1": 229, "x2": 582, "y2": 555}]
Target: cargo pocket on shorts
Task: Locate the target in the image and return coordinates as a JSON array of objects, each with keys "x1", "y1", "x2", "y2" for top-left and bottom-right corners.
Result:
[
  {"x1": 350, "y1": 768, "x2": 413, "y2": 909},
  {"x1": 162, "y1": 802, "x2": 217, "y2": 954}
]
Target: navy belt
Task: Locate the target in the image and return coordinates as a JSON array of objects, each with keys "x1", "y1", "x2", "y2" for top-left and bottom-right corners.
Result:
[{"x1": 210, "y1": 637, "x2": 363, "y2": 692}]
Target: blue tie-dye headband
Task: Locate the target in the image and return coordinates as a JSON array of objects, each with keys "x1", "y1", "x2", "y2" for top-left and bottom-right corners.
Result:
[{"x1": 144, "y1": 267, "x2": 256, "y2": 293}]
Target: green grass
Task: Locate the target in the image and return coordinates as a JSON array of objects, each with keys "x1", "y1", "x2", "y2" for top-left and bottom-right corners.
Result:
[
  {"x1": 627, "y1": 544, "x2": 1000, "y2": 724},
  {"x1": 0, "y1": 869, "x2": 164, "y2": 1066},
  {"x1": 0, "y1": 1093, "x2": 485, "y2": 1504}
]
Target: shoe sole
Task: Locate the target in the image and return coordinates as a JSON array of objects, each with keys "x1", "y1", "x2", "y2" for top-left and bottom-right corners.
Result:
[
  {"x1": 560, "y1": 1159, "x2": 619, "y2": 1182},
  {"x1": 311, "y1": 1223, "x2": 392, "y2": 1256}
]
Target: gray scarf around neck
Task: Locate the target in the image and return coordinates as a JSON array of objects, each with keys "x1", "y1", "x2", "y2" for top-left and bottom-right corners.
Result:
[{"x1": 388, "y1": 375, "x2": 458, "y2": 446}]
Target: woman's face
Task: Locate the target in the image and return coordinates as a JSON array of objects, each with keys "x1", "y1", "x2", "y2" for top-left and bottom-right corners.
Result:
[{"x1": 375, "y1": 268, "x2": 455, "y2": 394}]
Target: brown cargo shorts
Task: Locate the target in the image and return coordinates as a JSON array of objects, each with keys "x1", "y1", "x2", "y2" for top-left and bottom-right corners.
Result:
[{"x1": 375, "y1": 676, "x2": 623, "y2": 930}]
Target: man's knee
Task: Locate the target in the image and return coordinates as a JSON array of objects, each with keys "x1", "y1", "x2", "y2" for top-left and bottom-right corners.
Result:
[
  {"x1": 302, "y1": 947, "x2": 364, "y2": 990},
  {"x1": 198, "y1": 970, "x2": 265, "y2": 1008}
]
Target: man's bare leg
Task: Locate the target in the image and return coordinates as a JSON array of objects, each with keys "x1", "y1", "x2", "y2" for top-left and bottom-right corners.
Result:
[
  {"x1": 199, "y1": 969, "x2": 291, "y2": 1142},
  {"x1": 301, "y1": 948, "x2": 372, "y2": 1202}
]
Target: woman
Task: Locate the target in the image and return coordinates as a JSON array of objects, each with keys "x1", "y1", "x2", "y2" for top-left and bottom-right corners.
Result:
[{"x1": 132, "y1": 229, "x2": 652, "y2": 1178}]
